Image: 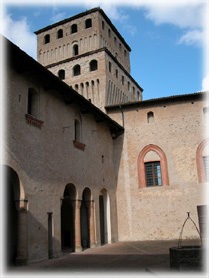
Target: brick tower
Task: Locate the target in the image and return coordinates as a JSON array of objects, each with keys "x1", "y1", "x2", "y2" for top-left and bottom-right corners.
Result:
[{"x1": 35, "y1": 8, "x2": 143, "y2": 111}]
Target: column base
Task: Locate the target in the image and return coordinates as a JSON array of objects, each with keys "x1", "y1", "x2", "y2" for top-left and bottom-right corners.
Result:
[
  {"x1": 90, "y1": 244, "x2": 97, "y2": 248},
  {"x1": 15, "y1": 257, "x2": 27, "y2": 266},
  {"x1": 75, "y1": 246, "x2": 82, "y2": 252}
]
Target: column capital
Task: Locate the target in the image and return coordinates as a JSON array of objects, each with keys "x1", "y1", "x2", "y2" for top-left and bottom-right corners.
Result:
[{"x1": 15, "y1": 199, "x2": 28, "y2": 211}]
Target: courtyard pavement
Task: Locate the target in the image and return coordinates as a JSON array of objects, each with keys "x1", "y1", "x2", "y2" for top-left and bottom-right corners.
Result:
[{"x1": 5, "y1": 239, "x2": 208, "y2": 277}]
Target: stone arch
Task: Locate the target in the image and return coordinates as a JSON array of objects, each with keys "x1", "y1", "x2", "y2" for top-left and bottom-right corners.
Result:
[
  {"x1": 80, "y1": 187, "x2": 91, "y2": 249},
  {"x1": 3, "y1": 165, "x2": 28, "y2": 266},
  {"x1": 99, "y1": 188, "x2": 111, "y2": 245},
  {"x1": 138, "y1": 144, "x2": 169, "y2": 187},
  {"x1": 196, "y1": 138, "x2": 209, "y2": 182},
  {"x1": 61, "y1": 183, "x2": 77, "y2": 252}
]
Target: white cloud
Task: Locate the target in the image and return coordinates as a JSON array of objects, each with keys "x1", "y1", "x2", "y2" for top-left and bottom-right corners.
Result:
[
  {"x1": 178, "y1": 29, "x2": 204, "y2": 46},
  {"x1": 202, "y1": 74, "x2": 209, "y2": 91},
  {"x1": 1, "y1": 13, "x2": 36, "y2": 59},
  {"x1": 142, "y1": 2, "x2": 204, "y2": 29}
]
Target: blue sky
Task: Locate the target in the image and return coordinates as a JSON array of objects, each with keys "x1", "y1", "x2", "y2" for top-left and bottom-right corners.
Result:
[{"x1": 1, "y1": 0, "x2": 208, "y2": 100}]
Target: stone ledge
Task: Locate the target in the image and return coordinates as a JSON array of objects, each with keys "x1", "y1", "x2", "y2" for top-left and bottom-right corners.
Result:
[
  {"x1": 73, "y1": 140, "x2": 86, "y2": 151},
  {"x1": 25, "y1": 114, "x2": 44, "y2": 128}
]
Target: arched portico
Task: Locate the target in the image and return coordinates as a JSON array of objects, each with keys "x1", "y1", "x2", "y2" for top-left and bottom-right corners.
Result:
[
  {"x1": 4, "y1": 165, "x2": 28, "y2": 266},
  {"x1": 61, "y1": 183, "x2": 76, "y2": 252}
]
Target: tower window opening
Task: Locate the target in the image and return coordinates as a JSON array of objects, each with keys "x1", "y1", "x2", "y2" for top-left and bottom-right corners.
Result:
[
  {"x1": 85, "y1": 19, "x2": 92, "y2": 29},
  {"x1": 71, "y1": 24, "x2": 78, "y2": 34},
  {"x1": 57, "y1": 29, "x2": 63, "y2": 39},
  {"x1": 44, "y1": 34, "x2": 50, "y2": 44}
]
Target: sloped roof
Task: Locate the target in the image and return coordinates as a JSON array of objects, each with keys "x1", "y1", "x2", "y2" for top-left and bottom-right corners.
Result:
[
  {"x1": 106, "y1": 91, "x2": 207, "y2": 110},
  {"x1": 4, "y1": 36, "x2": 124, "y2": 138}
]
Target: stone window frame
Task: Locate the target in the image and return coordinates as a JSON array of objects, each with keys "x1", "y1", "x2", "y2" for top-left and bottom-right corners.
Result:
[
  {"x1": 138, "y1": 144, "x2": 169, "y2": 188},
  {"x1": 196, "y1": 138, "x2": 209, "y2": 182}
]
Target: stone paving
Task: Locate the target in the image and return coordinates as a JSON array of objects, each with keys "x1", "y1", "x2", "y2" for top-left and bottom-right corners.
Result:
[{"x1": 5, "y1": 239, "x2": 207, "y2": 277}]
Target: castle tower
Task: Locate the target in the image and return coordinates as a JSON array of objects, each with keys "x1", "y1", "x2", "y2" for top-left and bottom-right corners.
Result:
[{"x1": 35, "y1": 8, "x2": 143, "y2": 111}]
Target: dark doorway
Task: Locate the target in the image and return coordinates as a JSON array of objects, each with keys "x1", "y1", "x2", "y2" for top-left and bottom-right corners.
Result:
[
  {"x1": 5, "y1": 166, "x2": 19, "y2": 266},
  {"x1": 61, "y1": 184, "x2": 76, "y2": 252},
  {"x1": 80, "y1": 188, "x2": 91, "y2": 249},
  {"x1": 99, "y1": 195, "x2": 105, "y2": 245}
]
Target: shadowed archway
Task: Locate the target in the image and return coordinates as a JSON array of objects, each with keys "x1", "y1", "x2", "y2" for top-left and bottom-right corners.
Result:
[{"x1": 61, "y1": 184, "x2": 76, "y2": 252}]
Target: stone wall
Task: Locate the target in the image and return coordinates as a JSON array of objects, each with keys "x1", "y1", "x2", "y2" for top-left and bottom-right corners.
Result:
[{"x1": 109, "y1": 97, "x2": 207, "y2": 241}]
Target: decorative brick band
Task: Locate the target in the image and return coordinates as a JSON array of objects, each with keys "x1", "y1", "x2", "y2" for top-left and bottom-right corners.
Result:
[
  {"x1": 137, "y1": 144, "x2": 169, "y2": 188},
  {"x1": 73, "y1": 140, "x2": 86, "y2": 151},
  {"x1": 25, "y1": 114, "x2": 44, "y2": 128}
]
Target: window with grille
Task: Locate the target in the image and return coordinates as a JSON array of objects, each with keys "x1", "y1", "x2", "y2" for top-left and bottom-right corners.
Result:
[
  {"x1": 203, "y1": 156, "x2": 209, "y2": 182},
  {"x1": 145, "y1": 162, "x2": 162, "y2": 187}
]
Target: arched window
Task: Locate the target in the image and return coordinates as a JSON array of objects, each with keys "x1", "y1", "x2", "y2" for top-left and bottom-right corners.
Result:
[
  {"x1": 73, "y1": 44, "x2": 79, "y2": 56},
  {"x1": 138, "y1": 144, "x2": 169, "y2": 188},
  {"x1": 85, "y1": 18, "x2": 92, "y2": 29},
  {"x1": 71, "y1": 24, "x2": 77, "y2": 34},
  {"x1": 90, "y1": 60, "x2": 98, "y2": 71},
  {"x1": 73, "y1": 65, "x2": 81, "y2": 76},
  {"x1": 147, "y1": 111, "x2": 154, "y2": 123},
  {"x1": 44, "y1": 34, "x2": 50, "y2": 44},
  {"x1": 58, "y1": 69, "x2": 65, "y2": 80},
  {"x1": 27, "y1": 88, "x2": 39, "y2": 118},
  {"x1": 57, "y1": 29, "x2": 63, "y2": 39},
  {"x1": 196, "y1": 138, "x2": 209, "y2": 182}
]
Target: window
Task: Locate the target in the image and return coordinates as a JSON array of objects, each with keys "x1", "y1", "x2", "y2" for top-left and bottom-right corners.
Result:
[
  {"x1": 196, "y1": 139, "x2": 209, "y2": 182},
  {"x1": 109, "y1": 62, "x2": 112, "y2": 72},
  {"x1": 73, "y1": 65, "x2": 81, "y2": 76},
  {"x1": 138, "y1": 144, "x2": 169, "y2": 188},
  {"x1": 122, "y1": 76, "x2": 124, "y2": 85},
  {"x1": 27, "y1": 88, "x2": 39, "y2": 118},
  {"x1": 108, "y1": 29, "x2": 111, "y2": 38},
  {"x1": 44, "y1": 34, "x2": 50, "y2": 44},
  {"x1": 90, "y1": 60, "x2": 98, "y2": 71},
  {"x1": 115, "y1": 69, "x2": 118, "y2": 78},
  {"x1": 147, "y1": 111, "x2": 154, "y2": 123},
  {"x1": 102, "y1": 20, "x2": 105, "y2": 30},
  {"x1": 145, "y1": 162, "x2": 162, "y2": 187},
  {"x1": 71, "y1": 24, "x2": 77, "y2": 34},
  {"x1": 74, "y1": 119, "x2": 81, "y2": 142},
  {"x1": 124, "y1": 49, "x2": 127, "y2": 57},
  {"x1": 57, "y1": 29, "x2": 63, "y2": 39},
  {"x1": 203, "y1": 156, "x2": 209, "y2": 182},
  {"x1": 73, "y1": 44, "x2": 79, "y2": 56},
  {"x1": 128, "y1": 81, "x2": 130, "y2": 91},
  {"x1": 85, "y1": 18, "x2": 92, "y2": 29},
  {"x1": 58, "y1": 69, "x2": 65, "y2": 80}
]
